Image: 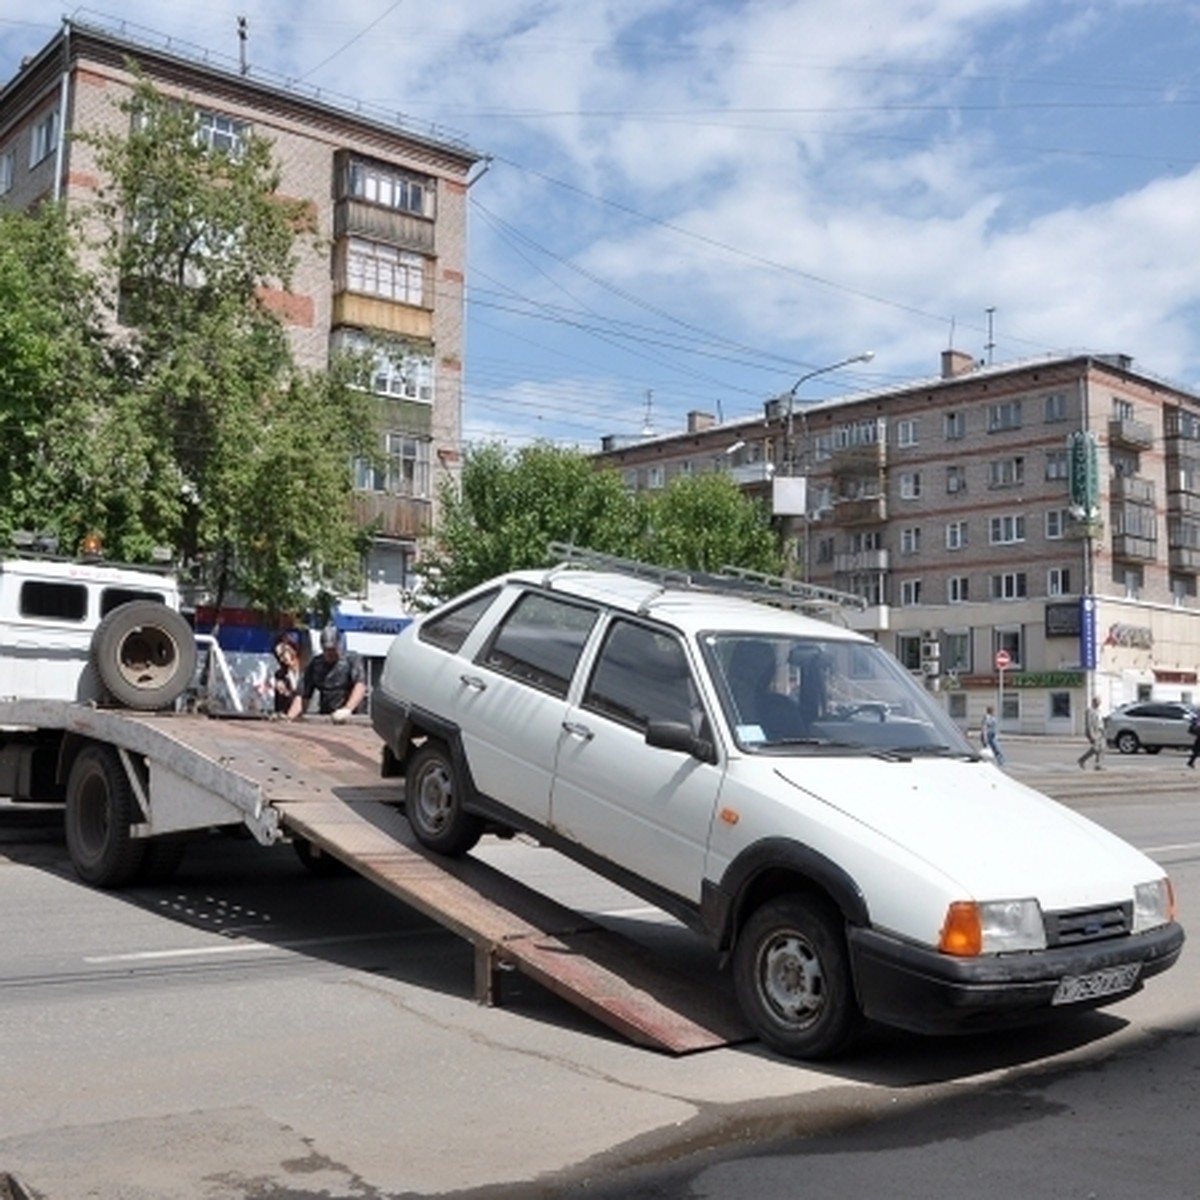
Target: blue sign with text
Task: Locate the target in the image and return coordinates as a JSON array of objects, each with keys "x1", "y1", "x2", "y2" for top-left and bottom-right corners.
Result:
[{"x1": 1079, "y1": 595, "x2": 1097, "y2": 670}]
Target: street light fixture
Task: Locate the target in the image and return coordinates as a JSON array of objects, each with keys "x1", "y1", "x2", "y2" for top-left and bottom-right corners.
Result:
[{"x1": 777, "y1": 350, "x2": 875, "y2": 580}]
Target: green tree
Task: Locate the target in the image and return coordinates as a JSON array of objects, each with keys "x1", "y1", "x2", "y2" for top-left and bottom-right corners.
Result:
[
  {"x1": 426, "y1": 442, "x2": 783, "y2": 599},
  {"x1": 0, "y1": 203, "x2": 114, "y2": 549},
  {"x1": 637, "y1": 471, "x2": 784, "y2": 574},
  {"x1": 76, "y1": 74, "x2": 375, "y2": 617},
  {"x1": 426, "y1": 442, "x2": 640, "y2": 596}
]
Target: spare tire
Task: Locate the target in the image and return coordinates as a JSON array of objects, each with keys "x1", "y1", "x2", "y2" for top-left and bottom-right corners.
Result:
[{"x1": 91, "y1": 600, "x2": 196, "y2": 710}]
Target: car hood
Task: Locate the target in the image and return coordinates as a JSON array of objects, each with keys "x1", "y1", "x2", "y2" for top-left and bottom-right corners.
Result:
[{"x1": 764, "y1": 755, "x2": 1161, "y2": 907}]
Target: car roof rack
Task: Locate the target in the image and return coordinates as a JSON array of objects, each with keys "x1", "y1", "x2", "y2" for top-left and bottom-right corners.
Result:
[{"x1": 543, "y1": 542, "x2": 867, "y2": 622}]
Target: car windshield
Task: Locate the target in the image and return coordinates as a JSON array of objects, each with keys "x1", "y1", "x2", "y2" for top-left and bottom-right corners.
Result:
[{"x1": 703, "y1": 631, "x2": 975, "y2": 757}]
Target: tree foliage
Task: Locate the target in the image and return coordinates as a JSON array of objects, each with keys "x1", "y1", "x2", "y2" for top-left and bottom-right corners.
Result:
[
  {"x1": 426, "y1": 442, "x2": 784, "y2": 599},
  {"x1": 49, "y1": 74, "x2": 377, "y2": 617}
]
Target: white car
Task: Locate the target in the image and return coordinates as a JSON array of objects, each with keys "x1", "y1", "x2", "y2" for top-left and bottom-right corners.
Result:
[{"x1": 372, "y1": 557, "x2": 1183, "y2": 1059}]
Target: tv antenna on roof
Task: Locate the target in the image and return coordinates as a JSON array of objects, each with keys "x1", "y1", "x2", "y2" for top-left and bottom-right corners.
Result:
[
  {"x1": 641, "y1": 389, "x2": 654, "y2": 437},
  {"x1": 237, "y1": 16, "x2": 248, "y2": 75}
]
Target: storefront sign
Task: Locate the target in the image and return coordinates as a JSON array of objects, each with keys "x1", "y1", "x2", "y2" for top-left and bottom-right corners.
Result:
[
  {"x1": 1009, "y1": 672, "x2": 1085, "y2": 689},
  {"x1": 1104, "y1": 622, "x2": 1153, "y2": 650},
  {"x1": 1045, "y1": 601, "x2": 1080, "y2": 638}
]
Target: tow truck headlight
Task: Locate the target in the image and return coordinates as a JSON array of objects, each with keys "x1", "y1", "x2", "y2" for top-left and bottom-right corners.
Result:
[
  {"x1": 1133, "y1": 878, "x2": 1174, "y2": 932},
  {"x1": 939, "y1": 899, "x2": 1046, "y2": 956}
]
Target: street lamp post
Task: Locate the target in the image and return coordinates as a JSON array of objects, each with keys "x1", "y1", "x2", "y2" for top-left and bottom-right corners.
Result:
[{"x1": 779, "y1": 351, "x2": 875, "y2": 579}]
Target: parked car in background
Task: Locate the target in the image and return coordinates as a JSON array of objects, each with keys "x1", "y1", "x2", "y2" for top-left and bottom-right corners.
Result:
[
  {"x1": 1104, "y1": 700, "x2": 1199, "y2": 755},
  {"x1": 371, "y1": 548, "x2": 1183, "y2": 1061}
]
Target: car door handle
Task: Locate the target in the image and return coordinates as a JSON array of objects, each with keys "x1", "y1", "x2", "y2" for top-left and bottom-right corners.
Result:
[
  {"x1": 460, "y1": 674, "x2": 487, "y2": 691},
  {"x1": 562, "y1": 721, "x2": 594, "y2": 741}
]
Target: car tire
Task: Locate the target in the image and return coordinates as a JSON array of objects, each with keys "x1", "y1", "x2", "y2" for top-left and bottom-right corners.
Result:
[
  {"x1": 1145, "y1": 746, "x2": 1162, "y2": 755},
  {"x1": 1115, "y1": 731, "x2": 1140, "y2": 755},
  {"x1": 732, "y1": 893, "x2": 863, "y2": 1060},
  {"x1": 405, "y1": 742, "x2": 483, "y2": 856},
  {"x1": 65, "y1": 745, "x2": 146, "y2": 888},
  {"x1": 91, "y1": 600, "x2": 196, "y2": 711}
]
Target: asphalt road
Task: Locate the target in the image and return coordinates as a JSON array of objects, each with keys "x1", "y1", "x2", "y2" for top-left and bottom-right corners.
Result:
[{"x1": 0, "y1": 739, "x2": 1196, "y2": 1199}]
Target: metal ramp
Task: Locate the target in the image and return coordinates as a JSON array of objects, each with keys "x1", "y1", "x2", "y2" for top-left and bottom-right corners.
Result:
[{"x1": 1, "y1": 706, "x2": 748, "y2": 1054}]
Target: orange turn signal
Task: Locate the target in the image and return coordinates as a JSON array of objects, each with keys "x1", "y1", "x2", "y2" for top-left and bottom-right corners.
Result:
[{"x1": 939, "y1": 901, "x2": 982, "y2": 957}]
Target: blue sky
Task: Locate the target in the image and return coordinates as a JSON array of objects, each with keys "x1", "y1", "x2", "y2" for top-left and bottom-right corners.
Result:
[{"x1": 4, "y1": 1, "x2": 1200, "y2": 451}]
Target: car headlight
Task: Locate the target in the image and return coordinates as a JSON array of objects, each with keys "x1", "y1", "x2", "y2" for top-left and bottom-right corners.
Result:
[
  {"x1": 1133, "y1": 878, "x2": 1174, "y2": 932},
  {"x1": 939, "y1": 899, "x2": 1046, "y2": 956}
]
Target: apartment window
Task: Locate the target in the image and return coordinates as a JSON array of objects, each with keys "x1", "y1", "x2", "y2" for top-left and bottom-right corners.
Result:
[
  {"x1": 944, "y1": 631, "x2": 970, "y2": 673},
  {"x1": 987, "y1": 400, "x2": 1022, "y2": 432},
  {"x1": 899, "y1": 471, "x2": 921, "y2": 499},
  {"x1": 812, "y1": 432, "x2": 832, "y2": 462},
  {"x1": 647, "y1": 465, "x2": 665, "y2": 489},
  {"x1": 1046, "y1": 509, "x2": 1068, "y2": 539},
  {"x1": 345, "y1": 237, "x2": 426, "y2": 306},
  {"x1": 944, "y1": 411, "x2": 964, "y2": 440},
  {"x1": 336, "y1": 330, "x2": 434, "y2": 402},
  {"x1": 1045, "y1": 449, "x2": 1068, "y2": 480},
  {"x1": 1122, "y1": 566, "x2": 1143, "y2": 600},
  {"x1": 946, "y1": 464, "x2": 966, "y2": 494},
  {"x1": 945, "y1": 521, "x2": 967, "y2": 550},
  {"x1": 1044, "y1": 392, "x2": 1067, "y2": 422},
  {"x1": 29, "y1": 109, "x2": 58, "y2": 166},
  {"x1": 0, "y1": 149, "x2": 13, "y2": 194},
  {"x1": 947, "y1": 576, "x2": 969, "y2": 604},
  {"x1": 989, "y1": 514, "x2": 1026, "y2": 544},
  {"x1": 994, "y1": 628, "x2": 1022, "y2": 668},
  {"x1": 897, "y1": 419, "x2": 918, "y2": 448},
  {"x1": 195, "y1": 109, "x2": 248, "y2": 157},
  {"x1": 900, "y1": 527, "x2": 921, "y2": 555},
  {"x1": 347, "y1": 159, "x2": 436, "y2": 219},
  {"x1": 816, "y1": 536, "x2": 835, "y2": 564},
  {"x1": 1112, "y1": 397, "x2": 1135, "y2": 421},
  {"x1": 896, "y1": 633, "x2": 922, "y2": 671},
  {"x1": 354, "y1": 432, "x2": 431, "y2": 498},
  {"x1": 900, "y1": 579, "x2": 922, "y2": 606},
  {"x1": 988, "y1": 456, "x2": 1024, "y2": 488},
  {"x1": 1047, "y1": 567, "x2": 1072, "y2": 596},
  {"x1": 990, "y1": 572, "x2": 1028, "y2": 600},
  {"x1": 812, "y1": 483, "x2": 833, "y2": 514},
  {"x1": 849, "y1": 530, "x2": 882, "y2": 552}
]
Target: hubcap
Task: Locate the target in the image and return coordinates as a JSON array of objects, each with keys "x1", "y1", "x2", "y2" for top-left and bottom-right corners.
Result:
[
  {"x1": 760, "y1": 931, "x2": 825, "y2": 1026},
  {"x1": 415, "y1": 763, "x2": 453, "y2": 831}
]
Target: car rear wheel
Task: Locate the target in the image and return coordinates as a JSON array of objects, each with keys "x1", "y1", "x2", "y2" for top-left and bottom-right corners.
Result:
[
  {"x1": 405, "y1": 742, "x2": 482, "y2": 856},
  {"x1": 1115, "y1": 730, "x2": 1140, "y2": 755},
  {"x1": 732, "y1": 893, "x2": 862, "y2": 1060}
]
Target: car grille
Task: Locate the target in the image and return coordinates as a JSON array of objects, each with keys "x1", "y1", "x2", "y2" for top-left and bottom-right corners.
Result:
[{"x1": 1044, "y1": 902, "x2": 1132, "y2": 947}]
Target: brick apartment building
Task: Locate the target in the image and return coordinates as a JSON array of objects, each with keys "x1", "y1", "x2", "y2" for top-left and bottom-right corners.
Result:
[
  {"x1": 0, "y1": 15, "x2": 482, "y2": 654},
  {"x1": 594, "y1": 349, "x2": 1200, "y2": 737}
]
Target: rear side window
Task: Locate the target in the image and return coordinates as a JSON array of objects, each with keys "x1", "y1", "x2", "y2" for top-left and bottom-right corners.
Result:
[
  {"x1": 100, "y1": 588, "x2": 167, "y2": 617},
  {"x1": 20, "y1": 581, "x2": 87, "y2": 621},
  {"x1": 481, "y1": 591, "x2": 597, "y2": 698},
  {"x1": 419, "y1": 589, "x2": 499, "y2": 653}
]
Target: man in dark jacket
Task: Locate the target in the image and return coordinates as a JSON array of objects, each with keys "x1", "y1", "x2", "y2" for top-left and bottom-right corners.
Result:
[{"x1": 286, "y1": 624, "x2": 366, "y2": 722}]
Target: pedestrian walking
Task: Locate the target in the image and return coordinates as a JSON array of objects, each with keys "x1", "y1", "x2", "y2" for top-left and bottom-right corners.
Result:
[
  {"x1": 1078, "y1": 695, "x2": 1106, "y2": 770},
  {"x1": 981, "y1": 705, "x2": 1005, "y2": 765},
  {"x1": 1187, "y1": 708, "x2": 1200, "y2": 768}
]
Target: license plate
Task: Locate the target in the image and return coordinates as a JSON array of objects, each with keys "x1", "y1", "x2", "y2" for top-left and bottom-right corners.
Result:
[{"x1": 1051, "y1": 962, "x2": 1142, "y2": 1005}]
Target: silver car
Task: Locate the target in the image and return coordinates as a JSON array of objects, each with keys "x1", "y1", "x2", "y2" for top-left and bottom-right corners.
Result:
[{"x1": 1104, "y1": 701, "x2": 1198, "y2": 755}]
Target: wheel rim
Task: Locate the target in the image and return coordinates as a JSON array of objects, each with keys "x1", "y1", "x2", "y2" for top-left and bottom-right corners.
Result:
[
  {"x1": 758, "y1": 929, "x2": 825, "y2": 1028},
  {"x1": 414, "y1": 760, "x2": 453, "y2": 832},
  {"x1": 115, "y1": 625, "x2": 180, "y2": 693}
]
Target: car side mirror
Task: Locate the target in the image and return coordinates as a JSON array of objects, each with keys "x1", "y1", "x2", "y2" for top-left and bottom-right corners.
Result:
[{"x1": 645, "y1": 719, "x2": 717, "y2": 764}]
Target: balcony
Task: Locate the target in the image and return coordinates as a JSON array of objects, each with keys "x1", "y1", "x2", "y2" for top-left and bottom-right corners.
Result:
[
  {"x1": 834, "y1": 548, "x2": 890, "y2": 572},
  {"x1": 1111, "y1": 533, "x2": 1157, "y2": 562},
  {"x1": 1112, "y1": 474, "x2": 1155, "y2": 505},
  {"x1": 834, "y1": 495, "x2": 888, "y2": 525},
  {"x1": 830, "y1": 439, "x2": 887, "y2": 471},
  {"x1": 1108, "y1": 416, "x2": 1154, "y2": 450},
  {"x1": 1169, "y1": 545, "x2": 1200, "y2": 573},
  {"x1": 728, "y1": 461, "x2": 775, "y2": 487},
  {"x1": 1167, "y1": 489, "x2": 1200, "y2": 518},
  {"x1": 351, "y1": 491, "x2": 433, "y2": 539}
]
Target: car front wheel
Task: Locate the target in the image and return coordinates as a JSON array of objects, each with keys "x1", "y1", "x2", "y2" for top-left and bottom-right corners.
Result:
[
  {"x1": 405, "y1": 742, "x2": 483, "y2": 856},
  {"x1": 732, "y1": 894, "x2": 862, "y2": 1060}
]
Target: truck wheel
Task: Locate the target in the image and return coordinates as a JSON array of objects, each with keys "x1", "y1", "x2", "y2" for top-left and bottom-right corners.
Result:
[
  {"x1": 92, "y1": 600, "x2": 196, "y2": 711},
  {"x1": 733, "y1": 894, "x2": 863, "y2": 1060},
  {"x1": 405, "y1": 742, "x2": 482, "y2": 856},
  {"x1": 65, "y1": 745, "x2": 145, "y2": 888}
]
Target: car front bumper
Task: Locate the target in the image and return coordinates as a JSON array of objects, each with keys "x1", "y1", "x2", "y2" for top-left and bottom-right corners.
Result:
[{"x1": 849, "y1": 920, "x2": 1185, "y2": 1035}]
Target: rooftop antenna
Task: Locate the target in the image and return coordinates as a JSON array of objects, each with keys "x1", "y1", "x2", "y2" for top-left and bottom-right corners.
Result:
[
  {"x1": 985, "y1": 306, "x2": 996, "y2": 365},
  {"x1": 948, "y1": 316, "x2": 956, "y2": 349},
  {"x1": 237, "y1": 16, "x2": 248, "y2": 75},
  {"x1": 641, "y1": 389, "x2": 654, "y2": 437}
]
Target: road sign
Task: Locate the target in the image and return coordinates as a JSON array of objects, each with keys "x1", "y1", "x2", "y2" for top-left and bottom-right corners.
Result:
[{"x1": 995, "y1": 649, "x2": 1011, "y2": 670}]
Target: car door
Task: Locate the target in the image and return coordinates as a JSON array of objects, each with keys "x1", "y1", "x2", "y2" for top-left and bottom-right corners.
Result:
[
  {"x1": 456, "y1": 589, "x2": 599, "y2": 826},
  {"x1": 549, "y1": 616, "x2": 723, "y2": 903}
]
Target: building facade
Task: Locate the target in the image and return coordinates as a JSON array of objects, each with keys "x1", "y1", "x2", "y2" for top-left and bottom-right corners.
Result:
[
  {"x1": 0, "y1": 16, "x2": 482, "y2": 619},
  {"x1": 594, "y1": 350, "x2": 1200, "y2": 737}
]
